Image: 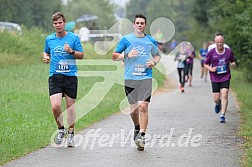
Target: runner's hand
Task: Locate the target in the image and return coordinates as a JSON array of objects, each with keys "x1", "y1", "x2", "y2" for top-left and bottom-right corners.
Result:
[
  {"x1": 43, "y1": 54, "x2": 50, "y2": 63},
  {"x1": 128, "y1": 48, "x2": 139, "y2": 58},
  {"x1": 211, "y1": 66, "x2": 217, "y2": 72},
  {"x1": 146, "y1": 59, "x2": 155, "y2": 68},
  {"x1": 230, "y1": 62, "x2": 236, "y2": 67},
  {"x1": 64, "y1": 42, "x2": 73, "y2": 53}
]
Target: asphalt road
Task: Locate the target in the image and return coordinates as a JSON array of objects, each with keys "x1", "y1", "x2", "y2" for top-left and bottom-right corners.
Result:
[{"x1": 2, "y1": 58, "x2": 243, "y2": 167}]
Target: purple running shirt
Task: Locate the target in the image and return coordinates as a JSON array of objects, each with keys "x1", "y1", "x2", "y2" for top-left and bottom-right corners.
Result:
[{"x1": 204, "y1": 48, "x2": 235, "y2": 82}]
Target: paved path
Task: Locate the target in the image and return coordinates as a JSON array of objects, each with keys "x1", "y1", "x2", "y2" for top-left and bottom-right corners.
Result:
[{"x1": 3, "y1": 59, "x2": 243, "y2": 167}]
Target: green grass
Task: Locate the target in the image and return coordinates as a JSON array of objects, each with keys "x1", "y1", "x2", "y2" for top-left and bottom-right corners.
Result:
[
  {"x1": 231, "y1": 70, "x2": 252, "y2": 167},
  {"x1": 0, "y1": 30, "x2": 166, "y2": 164},
  {"x1": 0, "y1": 62, "x2": 165, "y2": 164},
  {"x1": 0, "y1": 27, "x2": 44, "y2": 68},
  {"x1": 0, "y1": 64, "x2": 52, "y2": 163}
]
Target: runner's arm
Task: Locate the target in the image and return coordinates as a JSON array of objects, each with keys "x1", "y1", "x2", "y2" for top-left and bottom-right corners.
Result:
[
  {"x1": 147, "y1": 54, "x2": 161, "y2": 68},
  {"x1": 112, "y1": 48, "x2": 139, "y2": 61},
  {"x1": 43, "y1": 52, "x2": 50, "y2": 63},
  {"x1": 112, "y1": 52, "x2": 125, "y2": 61},
  {"x1": 71, "y1": 50, "x2": 84, "y2": 59},
  {"x1": 230, "y1": 62, "x2": 236, "y2": 67},
  {"x1": 204, "y1": 64, "x2": 217, "y2": 72}
]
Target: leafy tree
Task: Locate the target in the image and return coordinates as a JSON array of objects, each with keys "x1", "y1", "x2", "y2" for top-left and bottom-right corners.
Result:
[
  {"x1": 126, "y1": 0, "x2": 152, "y2": 21},
  {"x1": 63, "y1": 0, "x2": 116, "y2": 30},
  {"x1": 125, "y1": 0, "x2": 197, "y2": 44},
  {"x1": 205, "y1": 0, "x2": 252, "y2": 80},
  {"x1": 192, "y1": 0, "x2": 252, "y2": 80},
  {"x1": 0, "y1": 0, "x2": 21, "y2": 23},
  {"x1": 235, "y1": 0, "x2": 252, "y2": 80},
  {"x1": 193, "y1": 0, "x2": 212, "y2": 26},
  {"x1": 0, "y1": 0, "x2": 62, "y2": 31}
]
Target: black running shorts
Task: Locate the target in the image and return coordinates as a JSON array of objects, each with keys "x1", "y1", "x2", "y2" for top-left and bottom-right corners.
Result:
[
  {"x1": 124, "y1": 79, "x2": 152, "y2": 104},
  {"x1": 211, "y1": 80, "x2": 230, "y2": 93},
  {"x1": 49, "y1": 74, "x2": 78, "y2": 99}
]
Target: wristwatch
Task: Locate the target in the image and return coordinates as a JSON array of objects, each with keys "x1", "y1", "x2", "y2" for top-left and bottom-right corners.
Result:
[
  {"x1": 124, "y1": 53, "x2": 128, "y2": 59},
  {"x1": 70, "y1": 50, "x2": 75, "y2": 54}
]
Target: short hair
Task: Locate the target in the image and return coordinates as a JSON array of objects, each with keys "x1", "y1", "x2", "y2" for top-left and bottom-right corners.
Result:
[
  {"x1": 215, "y1": 32, "x2": 224, "y2": 37},
  {"x1": 52, "y1": 12, "x2": 66, "y2": 22},
  {"x1": 213, "y1": 32, "x2": 224, "y2": 41},
  {"x1": 133, "y1": 14, "x2": 147, "y2": 24}
]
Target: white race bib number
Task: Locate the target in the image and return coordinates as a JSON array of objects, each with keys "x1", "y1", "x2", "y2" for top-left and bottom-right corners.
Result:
[
  {"x1": 132, "y1": 64, "x2": 147, "y2": 76},
  {"x1": 56, "y1": 61, "x2": 70, "y2": 73},
  {"x1": 217, "y1": 65, "x2": 227, "y2": 74}
]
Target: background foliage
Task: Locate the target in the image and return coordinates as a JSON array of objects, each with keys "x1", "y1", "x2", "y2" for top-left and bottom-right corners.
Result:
[
  {"x1": 62, "y1": 0, "x2": 116, "y2": 30},
  {"x1": 193, "y1": 0, "x2": 252, "y2": 80},
  {"x1": 0, "y1": 0, "x2": 61, "y2": 31},
  {"x1": 0, "y1": 0, "x2": 252, "y2": 165},
  {"x1": 1, "y1": 0, "x2": 252, "y2": 78}
]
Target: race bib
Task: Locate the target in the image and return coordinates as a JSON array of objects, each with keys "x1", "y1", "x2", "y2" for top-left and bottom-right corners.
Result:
[
  {"x1": 56, "y1": 61, "x2": 70, "y2": 73},
  {"x1": 132, "y1": 64, "x2": 147, "y2": 76},
  {"x1": 217, "y1": 65, "x2": 227, "y2": 74}
]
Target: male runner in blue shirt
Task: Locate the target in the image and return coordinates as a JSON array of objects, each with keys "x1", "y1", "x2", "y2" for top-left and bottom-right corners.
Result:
[
  {"x1": 43, "y1": 12, "x2": 84, "y2": 147},
  {"x1": 112, "y1": 14, "x2": 161, "y2": 151}
]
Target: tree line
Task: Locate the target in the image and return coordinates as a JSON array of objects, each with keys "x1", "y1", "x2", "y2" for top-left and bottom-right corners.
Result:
[
  {"x1": 0, "y1": 0, "x2": 115, "y2": 31},
  {"x1": 126, "y1": 0, "x2": 252, "y2": 81},
  {"x1": 193, "y1": 0, "x2": 252, "y2": 80},
  {"x1": 0, "y1": 0, "x2": 61, "y2": 31},
  {"x1": 0, "y1": 0, "x2": 251, "y2": 80}
]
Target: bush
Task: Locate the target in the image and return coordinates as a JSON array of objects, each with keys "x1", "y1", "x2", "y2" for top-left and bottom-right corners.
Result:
[{"x1": 0, "y1": 26, "x2": 47, "y2": 67}]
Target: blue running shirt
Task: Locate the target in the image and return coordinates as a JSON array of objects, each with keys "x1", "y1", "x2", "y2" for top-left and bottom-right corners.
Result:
[
  {"x1": 44, "y1": 32, "x2": 83, "y2": 76},
  {"x1": 200, "y1": 48, "x2": 208, "y2": 58},
  {"x1": 115, "y1": 33, "x2": 159, "y2": 80}
]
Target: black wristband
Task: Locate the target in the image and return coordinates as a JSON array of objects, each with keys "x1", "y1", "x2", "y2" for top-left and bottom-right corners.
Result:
[
  {"x1": 153, "y1": 61, "x2": 157, "y2": 66},
  {"x1": 124, "y1": 53, "x2": 128, "y2": 59},
  {"x1": 70, "y1": 50, "x2": 75, "y2": 54}
]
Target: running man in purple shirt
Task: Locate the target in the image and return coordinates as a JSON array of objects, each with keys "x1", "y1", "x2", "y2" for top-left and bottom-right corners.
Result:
[{"x1": 204, "y1": 34, "x2": 236, "y2": 123}]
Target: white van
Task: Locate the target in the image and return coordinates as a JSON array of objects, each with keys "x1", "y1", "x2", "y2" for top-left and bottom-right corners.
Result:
[{"x1": 0, "y1": 21, "x2": 22, "y2": 35}]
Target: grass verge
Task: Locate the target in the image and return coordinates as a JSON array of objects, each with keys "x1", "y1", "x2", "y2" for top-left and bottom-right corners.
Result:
[
  {"x1": 231, "y1": 70, "x2": 252, "y2": 167},
  {"x1": 0, "y1": 59, "x2": 166, "y2": 165}
]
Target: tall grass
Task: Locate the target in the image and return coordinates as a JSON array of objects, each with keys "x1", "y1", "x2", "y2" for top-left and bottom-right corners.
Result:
[
  {"x1": 0, "y1": 27, "x2": 45, "y2": 67},
  {"x1": 231, "y1": 70, "x2": 252, "y2": 167},
  {"x1": 0, "y1": 63, "x2": 126, "y2": 164},
  {"x1": 0, "y1": 29, "x2": 166, "y2": 164}
]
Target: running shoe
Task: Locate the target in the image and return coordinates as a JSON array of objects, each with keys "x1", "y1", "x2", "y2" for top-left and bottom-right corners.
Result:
[
  {"x1": 214, "y1": 101, "x2": 221, "y2": 114},
  {"x1": 220, "y1": 114, "x2": 225, "y2": 123},
  {"x1": 180, "y1": 86, "x2": 184, "y2": 93},
  {"x1": 135, "y1": 135, "x2": 145, "y2": 151},
  {"x1": 67, "y1": 133, "x2": 75, "y2": 147},
  {"x1": 54, "y1": 129, "x2": 67, "y2": 145},
  {"x1": 133, "y1": 129, "x2": 140, "y2": 141}
]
